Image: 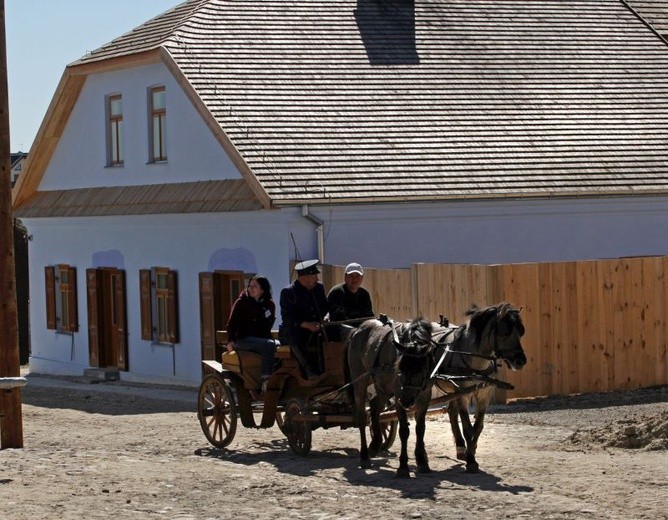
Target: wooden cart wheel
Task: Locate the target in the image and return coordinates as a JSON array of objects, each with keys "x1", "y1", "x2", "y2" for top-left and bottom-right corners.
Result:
[
  {"x1": 275, "y1": 410, "x2": 288, "y2": 435},
  {"x1": 370, "y1": 419, "x2": 398, "y2": 452},
  {"x1": 197, "y1": 373, "x2": 238, "y2": 448},
  {"x1": 284, "y1": 398, "x2": 312, "y2": 456}
]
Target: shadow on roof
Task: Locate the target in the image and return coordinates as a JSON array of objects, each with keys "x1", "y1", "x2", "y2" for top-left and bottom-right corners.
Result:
[{"x1": 355, "y1": 0, "x2": 420, "y2": 65}]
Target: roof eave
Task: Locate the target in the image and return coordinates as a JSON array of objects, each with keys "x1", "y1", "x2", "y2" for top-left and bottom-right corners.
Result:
[{"x1": 269, "y1": 188, "x2": 668, "y2": 207}]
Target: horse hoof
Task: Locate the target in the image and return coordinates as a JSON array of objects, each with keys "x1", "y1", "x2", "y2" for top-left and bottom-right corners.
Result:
[
  {"x1": 465, "y1": 463, "x2": 479, "y2": 474},
  {"x1": 456, "y1": 447, "x2": 466, "y2": 460},
  {"x1": 395, "y1": 467, "x2": 411, "y2": 478},
  {"x1": 418, "y1": 464, "x2": 432, "y2": 474},
  {"x1": 360, "y1": 460, "x2": 371, "y2": 470}
]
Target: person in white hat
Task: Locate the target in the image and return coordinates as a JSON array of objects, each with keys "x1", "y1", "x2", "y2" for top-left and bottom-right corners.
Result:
[
  {"x1": 279, "y1": 259, "x2": 329, "y2": 378},
  {"x1": 326, "y1": 262, "x2": 374, "y2": 340}
]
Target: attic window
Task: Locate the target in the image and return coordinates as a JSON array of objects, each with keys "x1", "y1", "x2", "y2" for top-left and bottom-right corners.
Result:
[
  {"x1": 149, "y1": 86, "x2": 167, "y2": 162},
  {"x1": 107, "y1": 94, "x2": 124, "y2": 166}
]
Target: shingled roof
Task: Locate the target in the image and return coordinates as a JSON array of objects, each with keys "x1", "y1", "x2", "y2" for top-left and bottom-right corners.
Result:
[
  {"x1": 34, "y1": 0, "x2": 668, "y2": 207},
  {"x1": 626, "y1": 0, "x2": 668, "y2": 37}
]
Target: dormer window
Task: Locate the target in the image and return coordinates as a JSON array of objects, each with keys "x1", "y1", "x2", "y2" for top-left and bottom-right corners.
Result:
[
  {"x1": 107, "y1": 94, "x2": 124, "y2": 166},
  {"x1": 149, "y1": 86, "x2": 167, "y2": 162}
]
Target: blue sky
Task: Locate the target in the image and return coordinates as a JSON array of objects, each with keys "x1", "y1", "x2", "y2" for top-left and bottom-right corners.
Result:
[{"x1": 5, "y1": 0, "x2": 181, "y2": 152}]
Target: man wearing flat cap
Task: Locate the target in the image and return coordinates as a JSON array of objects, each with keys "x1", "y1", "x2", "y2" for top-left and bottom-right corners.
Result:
[
  {"x1": 279, "y1": 259, "x2": 329, "y2": 378},
  {"x1": 326, "y1": 262, "x2": 374, "y2": 340}
]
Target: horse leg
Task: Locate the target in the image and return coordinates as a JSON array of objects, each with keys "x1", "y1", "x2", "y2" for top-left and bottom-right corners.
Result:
[
  {"x1": 455, "y1": 403, "x2": 480, "y2": 473},
  {"x1": 466, "y1": 400, "x2": 489, "y2": 474},
  {"x1": 448, "y1": 401, "x2": 467, "y2": 460},
  {"x1": 352, "y1": 382, "x2": 371, "y2": 469},
  {"x1": 367, "y1": 395, "x2": 383, "y2": 458},
  {"x1": 396, "y1": 406, "x2": 411, "y2": 478},
  {"x1": 414, "y1": 400, "x2": 431, "y2": 474}
]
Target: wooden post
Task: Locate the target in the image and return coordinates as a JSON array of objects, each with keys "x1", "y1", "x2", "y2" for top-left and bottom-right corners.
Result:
[{"x1": 0, "y1": 0, "x2": 24, "y2": 449}]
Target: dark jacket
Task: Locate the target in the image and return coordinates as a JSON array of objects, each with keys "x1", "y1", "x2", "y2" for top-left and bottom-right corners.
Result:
[
  {"x1": 279, "y1": 280, "x2": 329, "y2": 345},
  {"x1": 326, "y1": 283, "x2": 374, "y2": 322},
  {"x1": 226, "y1": 290, "x2": 276, "y2": 341}
]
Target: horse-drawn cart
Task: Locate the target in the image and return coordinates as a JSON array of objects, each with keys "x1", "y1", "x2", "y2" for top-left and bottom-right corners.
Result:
[
  {"x1": 196, "y1": 322, "x2": 511, "y2": 457},
  {"x1": 198, "y1": 330, "x2": 400, "y2": 455}
]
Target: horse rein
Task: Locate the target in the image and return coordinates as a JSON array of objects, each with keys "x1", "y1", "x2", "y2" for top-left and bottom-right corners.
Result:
[{"x1": 431, "y1": 325, "x2": 500, "y2": 380}]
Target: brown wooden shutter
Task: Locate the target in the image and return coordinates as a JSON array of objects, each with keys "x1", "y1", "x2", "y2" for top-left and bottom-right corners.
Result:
[
  {"x1": 86, "y1": 269, "x2": 101, "y2": 367},
  {"x1": 199, "y1": 272, "x2": 215, "y2": 363},
  {"x1": 167, "y1": 270, "x2": 179, "y2": 344},
  {"x1": 139, "y1": 269, "x2": 153, "y2": 340},
  {"x1": 217, "y1": 270, "x2": 244, "y2": 329},
  {"x1": 114, "y1": 271, "x2": 128, "y2": 370},
  {"x1": 45, "y1": 266, "x2": 56, "y2": 329},
  {"x1": 67, "y1": 266, "x2": 78, "y2": 332}
]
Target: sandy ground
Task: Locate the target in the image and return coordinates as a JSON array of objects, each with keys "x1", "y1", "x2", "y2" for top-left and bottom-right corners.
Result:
[{"x1": 0, "y1": 373, "x2": 666, "y2": 520}]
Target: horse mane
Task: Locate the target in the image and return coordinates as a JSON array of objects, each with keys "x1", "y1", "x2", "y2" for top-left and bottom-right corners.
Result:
[
  {"x1": 400, "y1": 317, "x2": 433, "y2": 354},
  {"x1": 465, "y1": 302, "x2": 525, "y2": 343}
]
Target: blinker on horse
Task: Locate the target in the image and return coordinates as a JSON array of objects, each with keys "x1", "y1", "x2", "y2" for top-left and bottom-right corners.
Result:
[
  {"x1": 348, "y1": 316, "x2": 436, "y2": 477},
  {"x1": 432, "y1": 302, "x2": 527, "y2": 473}
]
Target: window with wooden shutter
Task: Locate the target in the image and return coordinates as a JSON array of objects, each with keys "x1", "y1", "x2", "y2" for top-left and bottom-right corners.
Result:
[
  {"x1": 166, "y1": 270, "x2": 179, "y2": 344},
  {"x1": 139, "y1": 270, "x2": 152, "y2": 340},
  {"x1": 45, "y1": 264, "x2": 78, "y2": 332},
  {"x1": 140, "y1": 267, "x2": 179, "y2": 344},
  {"x1": 45, "y1": 266, "x2": 56, "y2": 329}
]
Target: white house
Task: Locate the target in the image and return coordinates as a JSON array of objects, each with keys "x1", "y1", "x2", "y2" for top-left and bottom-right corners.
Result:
[{"x1": 12, "y1": 0, "x2": 668, "y2": 386}]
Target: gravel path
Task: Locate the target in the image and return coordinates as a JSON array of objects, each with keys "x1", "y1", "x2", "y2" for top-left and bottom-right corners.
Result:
[{"x1": 0, "y1": 374, "x2": 665, "y2": 520}]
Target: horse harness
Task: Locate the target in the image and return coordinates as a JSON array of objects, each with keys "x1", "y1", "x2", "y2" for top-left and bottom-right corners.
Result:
[
  {"x1": 378, "y1": 316, "x2": 437, "y2": 403},
  {"x1": 430, "y1": 322, "x2": 516, "y2": 391},
  {"x1": 431, "y1": 325, "x2": 499, "y2": 379}
]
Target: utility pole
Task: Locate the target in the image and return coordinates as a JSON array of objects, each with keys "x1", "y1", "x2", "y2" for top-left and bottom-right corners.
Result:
[{"x1": 0, "y1": 0, "x2": 24, "y2": 449}]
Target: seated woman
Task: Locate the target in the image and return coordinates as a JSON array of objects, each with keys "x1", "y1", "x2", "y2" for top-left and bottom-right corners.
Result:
[{"x1": 225, "y1": 275, "x2": 279, "y2": 394}]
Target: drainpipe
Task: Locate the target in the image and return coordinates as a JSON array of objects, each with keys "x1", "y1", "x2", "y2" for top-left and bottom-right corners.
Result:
[{"x1": 301, "y1": 204, "x2": 325, "y2": 263}]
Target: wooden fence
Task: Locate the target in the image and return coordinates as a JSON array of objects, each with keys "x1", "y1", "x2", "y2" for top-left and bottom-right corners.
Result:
[{"x1": 322, "y1": 257, "x2": 668, "y2": 400}]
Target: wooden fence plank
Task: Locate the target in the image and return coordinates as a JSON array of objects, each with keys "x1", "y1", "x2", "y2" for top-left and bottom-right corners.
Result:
[{"x1": 323, "y1": 256, "x2": 668, "y2": 399}]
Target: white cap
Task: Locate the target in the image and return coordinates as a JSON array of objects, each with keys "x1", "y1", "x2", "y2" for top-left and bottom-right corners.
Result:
[{"x1": 345, "y1": 262, "x2": 364, "y2": 275}]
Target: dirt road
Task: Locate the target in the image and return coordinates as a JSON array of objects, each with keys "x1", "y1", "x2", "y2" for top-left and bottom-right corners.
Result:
[{"x1": 1, "y1": 374, "x2": 665, "y2": 519}]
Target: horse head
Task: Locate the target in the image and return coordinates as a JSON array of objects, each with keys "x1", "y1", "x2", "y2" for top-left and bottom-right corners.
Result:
[
  {"x1": 394, "y1": 318, "x2": 435, "y2": 409},
  {"x1": 467, "y1": 302, "x2": 527, "y2": 370}
]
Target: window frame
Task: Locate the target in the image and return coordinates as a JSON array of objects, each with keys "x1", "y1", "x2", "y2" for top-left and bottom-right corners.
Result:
[
  {"x1": 106, "y1": 94, "x2": 124, "y2": 166},
  {"x1": 140, "y1": 267, "x2": 179, "y2": 345},
  {"x1": 45, "y1": 264, "x2": 78, "y2": 333},
  {"x1": 148, "y1": 86, "x2": 167, "y2": 163}
]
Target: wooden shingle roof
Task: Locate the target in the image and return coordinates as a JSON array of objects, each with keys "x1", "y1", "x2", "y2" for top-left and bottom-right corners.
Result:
[
  {"x1": 14, "y1": 180, "x2": 262, "y2": 217},
  {"x1": 627, "y1": 0, "x2": 668, "y2": 36},
  {"x1": 21, "y1": 0, "x2": 668, "y2": 209}
]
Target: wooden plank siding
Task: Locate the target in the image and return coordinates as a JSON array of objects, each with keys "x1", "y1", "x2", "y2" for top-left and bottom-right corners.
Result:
[{"x1": 322, "y1": 256, "x2": 668, "y2": 400}]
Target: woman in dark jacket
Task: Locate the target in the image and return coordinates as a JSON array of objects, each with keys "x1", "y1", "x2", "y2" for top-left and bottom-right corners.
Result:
[{"x1": 225, "y1": 275, "x2": 278, "y2": 391}]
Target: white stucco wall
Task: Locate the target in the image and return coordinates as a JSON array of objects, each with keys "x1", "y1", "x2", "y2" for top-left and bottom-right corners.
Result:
[
  {"x1": 23, "y1": 210, "x2": 299, "y2": 386},
  {"x1": 40, "y1": 61, "x2": 241, "y2": 190},
  {"x1": 311, "y1": 196, "x2": 668, "y2": 268}
]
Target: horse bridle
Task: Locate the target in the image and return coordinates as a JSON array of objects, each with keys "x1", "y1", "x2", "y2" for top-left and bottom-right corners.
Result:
[
  {"x1": 380, "y1": 317, "x2": 436, "y2": 402},
  {"x1": 431, "y1": 324, "x2": 500, "y2": 380}
]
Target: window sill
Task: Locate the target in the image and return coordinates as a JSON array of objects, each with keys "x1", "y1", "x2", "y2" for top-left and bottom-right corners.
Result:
[
  {"x1": 104, "y1": 163, "x2": 124, "y2": 169},
  {"x1": 147, "y1": 160, "x2": 168, "y2": 165}
]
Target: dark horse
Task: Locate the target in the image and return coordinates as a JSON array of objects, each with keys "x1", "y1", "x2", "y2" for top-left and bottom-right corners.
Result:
[
  {"x1": 348, "y1": 316, "x2": 435, "y2": 477},
  {"x1": 432, "y1": 302, "x2": 527, "y2": 473}
]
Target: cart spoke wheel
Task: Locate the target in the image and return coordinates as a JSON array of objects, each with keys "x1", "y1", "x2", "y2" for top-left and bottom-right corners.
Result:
[
  {"x1": 197, "y1": 374, "x2": 237, "y2": 448},
  {"x1": 370, "y1": 420, "x2": 398, "y2": 452},
  {"x1": 275, "y1": 410, "x2": 288, "y2": 436},
  {"x1": 285, "y1": 398, "x2": 312, "y2": 456}
]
